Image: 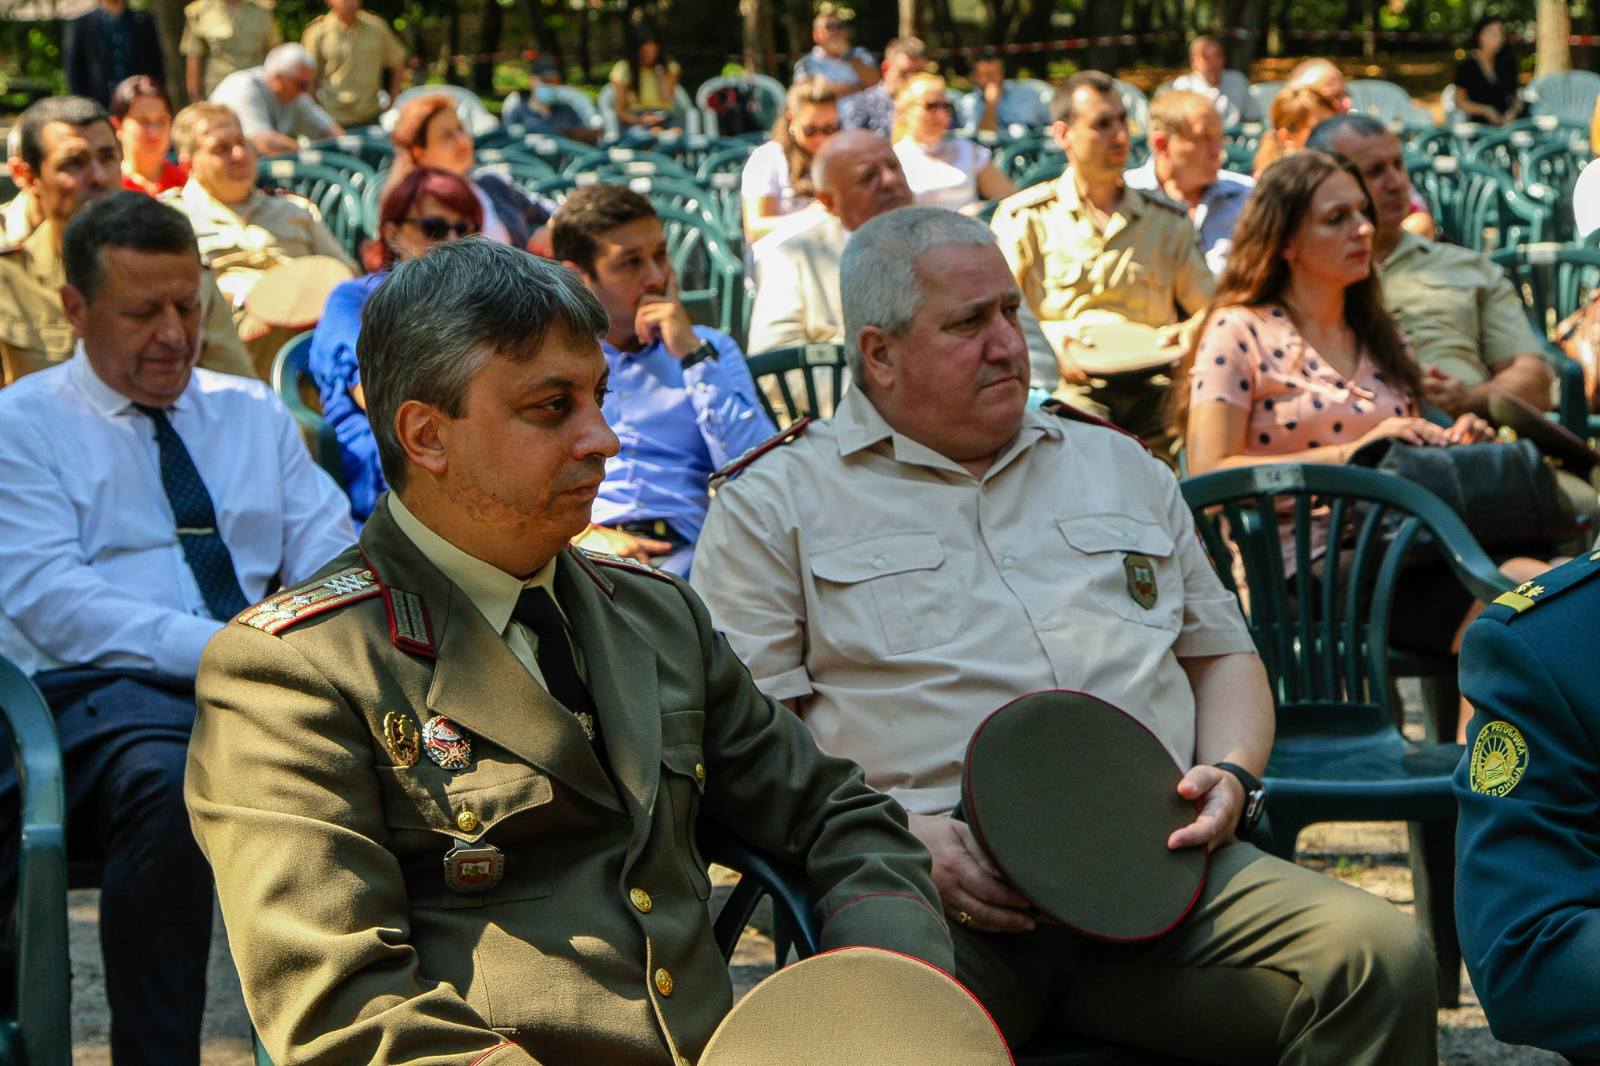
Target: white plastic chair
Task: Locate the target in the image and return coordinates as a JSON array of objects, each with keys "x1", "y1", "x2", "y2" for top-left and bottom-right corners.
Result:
[
  {"x1": 1527, "y1": 71, "x2": 1600, "y2": 127},
  {"x1": 381, "y1": 84, "x2": 498, "y2": 138},
  {"x1": 1113, "y1": 78, "x2": 1149, "y2": 137},
  {"x1": 1347, "y1": 79, "x2": 1422, "y2": 124},
  {"x1": 1248, "y1": 80, "x2": 1282, "y2": 120},
  {"x1": 694, "y1": 73, "x2": 786, "y2": 137}
]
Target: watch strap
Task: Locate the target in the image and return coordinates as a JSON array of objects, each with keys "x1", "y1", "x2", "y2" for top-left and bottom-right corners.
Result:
[
  {"x1": 1213, "y1": 761, "x2": 1266, "y2": 832},
  {"x1": 680, "y1": 339, "x2": 717, "y2": 370}
]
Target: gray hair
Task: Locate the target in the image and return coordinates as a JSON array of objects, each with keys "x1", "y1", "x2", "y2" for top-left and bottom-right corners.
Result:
[
  {"x1": 358, "y1": 238, "x2": 609, "y2": 492},
  {"x1": 263, "y1": 43, "x2": 314, "y2": 77},
  {"x1": 1304, "y1": 111, "x2": 1389, "y2": 155},
  {"x1": 839, "y1": 206, "x2": 1003, "y2": 380}
]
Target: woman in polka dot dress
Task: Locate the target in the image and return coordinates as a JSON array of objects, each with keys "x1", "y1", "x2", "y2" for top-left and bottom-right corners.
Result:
[{"x1": 1175, "y1": 150, "x2": 1554, "y2": 738}]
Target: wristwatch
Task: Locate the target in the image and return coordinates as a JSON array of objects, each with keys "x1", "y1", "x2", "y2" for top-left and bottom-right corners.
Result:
[
  {"x1": 680, "y1": 340, "x2": 718, "y2": 370},
  {"x1": 1213, "y1": 761, "x2": 1266, "y2": 834}
]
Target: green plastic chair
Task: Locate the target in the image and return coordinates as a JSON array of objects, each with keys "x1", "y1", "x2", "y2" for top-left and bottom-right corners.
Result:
[
  {"x1": 473, "y1": 148, "x2": 559, "y2": 185},
  {"x1": 995, "y1": 131, "x2": 1057, "y2": 183},
  {"x1": 255, "y1": 158, "x2": 366, "y2": 260},
  {"x1": 1491, "y1": 243, "x2": 1600, "y2": 341},
  {"x1": 308, "y1": 133, "x2": 394, "y2": 171},
  {"x1": 743, "y1": 344, "x2": 849, "y2": 429},
  {"x1": 1014, "y1": 153, "x2": 1066, "y2": 189},
  {"x1": 264, "y1": 149, "x2": 378, "y2": 194},
  {"x1": 0, "y1": 655, "x2": 69, "y2": 1066},
  {"x1": 1181, "y1": 463, "x2": 1516, "y2": 1006},
  {"x1": 694, "y1": 143, "x2": 753, "y2": 185},
  {"x1": 270, "y1": 331, "x2": 347, "y2": 489},
  {"x1": 561, "y1": 147, "x2": 696, "y2": 181},
  {"x1": 1405, "y1": 155, "x2": 1551, "y2": 254}
]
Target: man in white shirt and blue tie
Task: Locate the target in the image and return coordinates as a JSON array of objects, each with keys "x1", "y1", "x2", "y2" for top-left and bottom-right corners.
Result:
[{"x1": 0, "y1": 190, "x2": 352, "y2": 1065}]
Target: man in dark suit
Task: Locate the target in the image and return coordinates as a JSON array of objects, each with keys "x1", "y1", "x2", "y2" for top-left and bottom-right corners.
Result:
[{"x1": 63, "y1": 0, "x2": 166, "y2": 109}]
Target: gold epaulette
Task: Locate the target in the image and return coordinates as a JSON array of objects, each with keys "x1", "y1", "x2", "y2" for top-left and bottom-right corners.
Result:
[{"x1": 236, "y1": 566, "x2": 380, "y2": 635}]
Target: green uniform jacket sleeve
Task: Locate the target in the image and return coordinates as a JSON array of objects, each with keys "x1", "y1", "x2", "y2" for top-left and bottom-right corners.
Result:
[
  {"x1": 674, "y1": 576, "x2": 956, "y2": 969},
  {"x1": 198, "y1": 269, "x2": 258, "y2": 379},
  {"x1": 1455, "y1": 615, "x2": 1600, "y2": 1059},
  {"x1": 187, "y1": 624, "x2": 542, "y2": 1066}
]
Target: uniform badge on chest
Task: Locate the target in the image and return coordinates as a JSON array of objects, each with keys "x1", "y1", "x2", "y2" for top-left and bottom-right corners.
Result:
[
  {"x1": 443, "y1": 840, "x2": 505, "y2": 893},
  {"x1": 1124, "y1": 552, "x2": 1158, "y2": 610},
  {"x1": 422, "y1": 715, "x2": 473, "y2": 770},
  {"x1": 382, "y1": 712, "x2": 421, "y2": 767}
]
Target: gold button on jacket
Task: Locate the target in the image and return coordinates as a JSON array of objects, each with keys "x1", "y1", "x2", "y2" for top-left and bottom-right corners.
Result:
[
  {"x1": 187, "y1": 497, "x2": 953, "y2": 1065},
  {"x1": 630, "y1": 887, "x2": 653, "y2": 913}
]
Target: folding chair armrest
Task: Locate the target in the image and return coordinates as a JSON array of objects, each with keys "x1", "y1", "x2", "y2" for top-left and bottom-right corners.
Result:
[{"x1": 697, "y1": 818, "x2": 821, "y2": 962}]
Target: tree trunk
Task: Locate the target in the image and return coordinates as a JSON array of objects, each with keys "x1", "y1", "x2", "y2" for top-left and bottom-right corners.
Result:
[
  {"x1": 576, "y1": 1, "x2": 592, "y2": 83},
  {"x1": 926, "y1": 0, "x2": 956, "y2": 53},
  {"x1": 472, "y1": 0, "x2": 501, "y2": 95},
  {"x1": 741, "y1": 0, "x2": 768, "y2": 72},
  {"x1": 445, "y1": 4, "x2": 462, "y2": 85},
  {"x1": 150, "y1": 0, "x2": 189, "y2": 106},
  {"x1": 1536, "y1": 0, "x2": 1572, "y2": 77},
  {"x1": 899, "y1": 0, "x2": 919, "y2": 40},
  {"x1": 1081, "y1": 0, "x2": 1127, "y2": 74}
]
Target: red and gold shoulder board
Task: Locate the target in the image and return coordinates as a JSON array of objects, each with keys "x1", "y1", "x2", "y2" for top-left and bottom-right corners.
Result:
[
  {"x1": 236, "y1": 566, "x2": 381, "y2": 636},
  {"x1": 1043, "y1": 400, "x2": 1152, "y2": 453},
  {"x1": 711, "y1": 417, "x2": 813, "y2": 491}
]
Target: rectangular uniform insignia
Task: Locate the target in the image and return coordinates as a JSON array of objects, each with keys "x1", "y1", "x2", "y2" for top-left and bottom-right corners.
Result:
[
  {"x1": 385, "y1": 587, "x2": 436, "y2": 658},
  {"x1": 237, "y1": 567, "x2": 379, "y2": 635}
]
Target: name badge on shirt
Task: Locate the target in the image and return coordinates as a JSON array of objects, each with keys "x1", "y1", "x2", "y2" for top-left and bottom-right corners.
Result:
[{"x1": 444, "y1": 840, "x2": 505, "y2": 893}]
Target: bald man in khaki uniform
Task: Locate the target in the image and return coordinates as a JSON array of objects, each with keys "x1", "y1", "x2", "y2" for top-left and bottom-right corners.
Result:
[
  {"x1": 991, "y1": 71, "x2": 1213, "y2": 444},
  {"x1": 182, "y1": 0, "x2": 281, "y2": 100},
  {"x1": 693, "y1": 206, "x2": 1437, "y2": 1065},
  {"x1": 1, "y1": 95, "x2": 250, "y2": 384},
  {"x1": 186, "y1": 238, "x2": 952, "y2": 1065}
]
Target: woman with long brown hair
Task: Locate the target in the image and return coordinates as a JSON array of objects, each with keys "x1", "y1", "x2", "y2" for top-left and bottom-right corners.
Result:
[
  {"x1": 740, "y1": 81, "x2": 838, "y2": 243},
  {"x1": 1179, "y1": 149, "x2": 1550, "y2": 739}
]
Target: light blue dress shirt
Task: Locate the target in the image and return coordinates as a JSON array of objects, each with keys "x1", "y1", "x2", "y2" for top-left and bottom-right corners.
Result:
[
  {"x1": 957, "y1": 85, "x2": 1052, "y2": 133},
  {"x1": 0, "y1": 349, "x2": 355, "y2": 678},
  {"x1": 593, "y1": 326, "x2": 775, "y2": 574},
  {"x1": 1124, "y1": 160, "x2": 1255, "y2": 275}
]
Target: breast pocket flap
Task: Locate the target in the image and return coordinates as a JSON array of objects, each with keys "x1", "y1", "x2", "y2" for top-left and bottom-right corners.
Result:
[
  {"x1": 810, "y1": 531, "x2": 944, "y2": 584},
  {"x1": 1057, "y1": 515, "x2": 1175, "y2": 558}
]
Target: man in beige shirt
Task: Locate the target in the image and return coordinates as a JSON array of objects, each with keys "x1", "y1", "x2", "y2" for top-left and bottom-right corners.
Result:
[
  {"x1": 991, "y1": 70, "x2": 1214, "y2": 442},
  {"x1": 301, "y1": 0, "x2": 409, "y2": 128},
  {"x1": 182, "y1": 0, "x2": 281, "y2": 100},
  {"x1": 165, "y1": 101, "x2": 354, "y2": 372},
  {"x1": 1310, "y1": 113, "x2": 1553, "y2": 417},
  {"x1": 693, "y1": 206, "x2": 1437, "y2": 1065},
  {"x1": 1, "y1": 96, "x2": 251, "y2": 384}
]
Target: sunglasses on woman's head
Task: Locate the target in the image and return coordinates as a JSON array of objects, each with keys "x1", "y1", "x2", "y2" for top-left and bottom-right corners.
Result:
[
  {"x1": 404, "y1": 216, "x2": 476, "y2": 240},
  {"x1": 922, "y1": 100, "x2": 955, "y2": 113}
]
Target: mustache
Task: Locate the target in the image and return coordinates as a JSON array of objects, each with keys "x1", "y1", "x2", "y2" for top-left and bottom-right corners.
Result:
[{"x1": 548, "y1": 460, "x2": 607, "y2": 496}]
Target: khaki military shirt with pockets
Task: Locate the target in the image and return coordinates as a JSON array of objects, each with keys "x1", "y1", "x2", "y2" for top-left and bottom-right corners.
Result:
[
  {"x1": 301, "y1": 9, "x2": 409, "y2": 127},
  {"x1": 691, "y1": 390, "x2": 1257, "y2": 817},
  {"x1": 182, "y1": 0, "x2": 281, "y2": 97},
  {"x1": 989, "y1": 172, "x2": 1216, "y2": 333},
  {"x1": 1380, "y1": 230, "x2": 1544, "y2": 388},
  {"x1": 188, "y1": 495, "x2": 954, "y2": 1065},
  {"x1": 0, "y1": 220, "x2": 255, "y2": 385}
]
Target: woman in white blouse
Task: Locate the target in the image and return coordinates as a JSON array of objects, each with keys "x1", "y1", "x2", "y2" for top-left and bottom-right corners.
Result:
[
  {"x1": 893, "y1": 74, "x2": 1014, "y2": 213},
  {"x1": 740, "y1": 82, "x2": 839, "y2": 243}
]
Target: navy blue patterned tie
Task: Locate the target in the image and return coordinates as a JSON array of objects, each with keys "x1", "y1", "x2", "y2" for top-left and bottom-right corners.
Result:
[{"x1": 134, "y1": 404, "x2": 250, "y2": 621}]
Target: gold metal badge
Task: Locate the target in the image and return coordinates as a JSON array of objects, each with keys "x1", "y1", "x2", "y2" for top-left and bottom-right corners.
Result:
[
  {"x1": 382, "y1": 712, "x2": 420, "y2": 767},
  {"x1": 1469, "y1": 720, "x2": 1529, "y2": 797},
  {"x1": 1124, "y1": 552, "x2": 1158, "y2": 610}
]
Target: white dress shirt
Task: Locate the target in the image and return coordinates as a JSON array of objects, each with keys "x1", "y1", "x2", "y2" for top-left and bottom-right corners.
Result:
[{"x1": 0, "y1": 348, "x2": 355, "y2": 678}]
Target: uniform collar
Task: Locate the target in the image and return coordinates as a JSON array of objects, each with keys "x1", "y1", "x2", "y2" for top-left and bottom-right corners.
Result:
[
  {"x1": 179, "y1": 176, "x2": 264, "y2": 222},
  {"x1": 19, "y1": 219, "x2": 62, "y2": 289},
  {"x1": 388, "y1": 491, "x2": 559, "y2": 638},
  {"x1": 833, "y1": 387, "x2": 1061, "y2": 479},
  {"x1": 69, "y1": 340, "x2": 197, "y2": 418},
  {"x1": 1383, "y1": 228, "x2": 1431, "y2": 268},
  {"x1": 1057, "y1": 169, "x2": 1144, "y2": 221}
]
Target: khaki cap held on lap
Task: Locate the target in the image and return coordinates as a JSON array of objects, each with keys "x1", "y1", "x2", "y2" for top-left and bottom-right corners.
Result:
[
  {"x1": 699, "y1": 947, "x2": 1012, "y2": 1065},
  {"x1": 244, "y1": 255, "x2": 356, "y2": 331},
  {"x1": 959, "y1": 690, "x2": 1207, "y2": 942}
]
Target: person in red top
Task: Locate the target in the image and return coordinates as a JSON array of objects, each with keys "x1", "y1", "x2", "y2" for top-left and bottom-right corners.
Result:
[{"x1": 110, "y1": 75, "x2": 187, "y2": 195}]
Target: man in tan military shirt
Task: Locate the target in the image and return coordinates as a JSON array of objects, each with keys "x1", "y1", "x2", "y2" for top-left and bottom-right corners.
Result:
[
  {"x1": 693, "y1": 206, "x2": 1438, "y2": 1065},
  {"x1": 991, "y1": 70, "x2": 1214, "y2": 443},
  {"x1": 186, "y1": 237, "x2": 954, "y2": 1065},
  {"x1": 301, "y1": 0, "x2": 409, "y2": 128},
  {"x1": 165, "y1": 101, "x2": 355, "y2": 372},
  {"x1": 1, "y1": 96, "x2": 252, "y2": 384},
  {"x1": 182, "y1": 0, "x2": 281, "y2": 100},
  {"x1": 1311, "y1": 113, "x2": 1553, "y2": 417}
]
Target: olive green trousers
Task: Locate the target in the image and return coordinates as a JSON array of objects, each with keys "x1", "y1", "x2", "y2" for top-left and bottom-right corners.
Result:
[{"x1": 951, "y1": 841, "x2": 1438, "y2": 1065}]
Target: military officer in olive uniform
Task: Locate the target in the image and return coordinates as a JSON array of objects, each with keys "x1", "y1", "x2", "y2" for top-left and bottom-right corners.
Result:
[
  {"x1": 990, "y1": 70, "x2": 1215, "y2": 444},
  {"x1": 182, "y1": 0, "x2": 281, "y2": 100},
  {"x1": 185, "y1": 238, "x2": 954, "y2": 1065},
  {"x1": 1455, "y1": 557, "x2": 1600, "y2": 1064},
  {"x1": 1, "y1": 96, "x2": 251, "y2": 384}
]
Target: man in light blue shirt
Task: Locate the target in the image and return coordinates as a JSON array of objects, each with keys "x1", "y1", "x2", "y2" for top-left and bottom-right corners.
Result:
[
  {"x1": 792, "y1": 11, "x2": 879, "y2": 98},
  {"x1": 552, "y1": 183, "x2": 775, "y2": 576},
  {"x1": 957, "y1": 53, "x2": 1052, "y2": 134},
  {"x1": 0, "y1": 191, "x2": 352, "y2": 1064},
  {"x1": 1124, "y1": 88, "x2": 1253, "y2": 275}
]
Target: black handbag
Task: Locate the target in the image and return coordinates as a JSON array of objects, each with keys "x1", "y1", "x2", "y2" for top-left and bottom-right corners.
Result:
[{"x1": 1345, "y1": 437, "x2": 1577, "y2": 555}]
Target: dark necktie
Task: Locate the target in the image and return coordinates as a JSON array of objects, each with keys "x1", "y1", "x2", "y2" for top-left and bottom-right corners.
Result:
[
  {"x1": 134, "y1": 403, "x2": 250, "y2": 622},
  {"x1": 513, "y1": 587, "x2": 602, "y2": 747}
]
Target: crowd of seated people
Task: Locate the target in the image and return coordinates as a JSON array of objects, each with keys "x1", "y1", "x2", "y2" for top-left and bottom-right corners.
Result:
[{"x1": 4, "y1": 14, "x2": 1600, "y2": 1063}]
